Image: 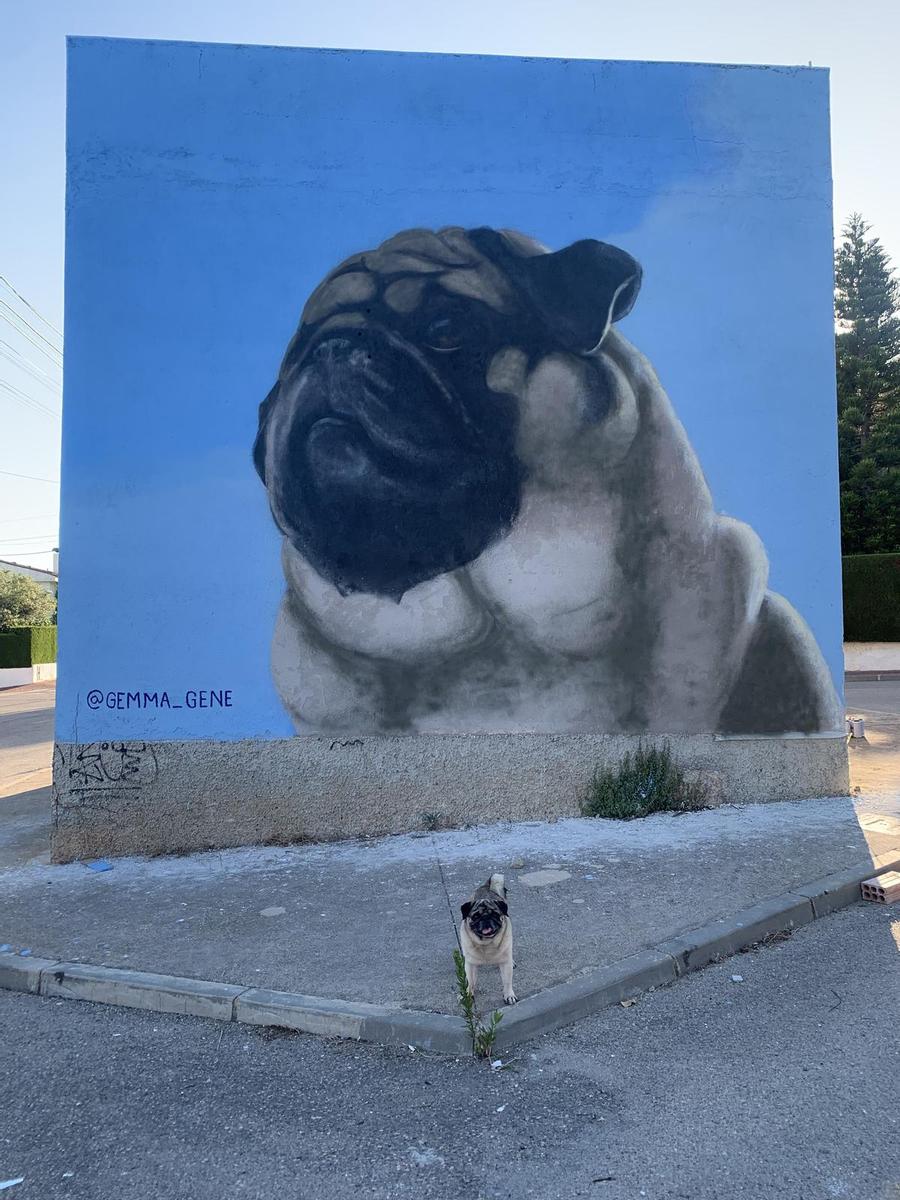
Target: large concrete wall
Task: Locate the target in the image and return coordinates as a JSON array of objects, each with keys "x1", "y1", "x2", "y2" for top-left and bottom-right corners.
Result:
[{"x1": 55, "y1": 39, "x2": 847, "y2": 859}]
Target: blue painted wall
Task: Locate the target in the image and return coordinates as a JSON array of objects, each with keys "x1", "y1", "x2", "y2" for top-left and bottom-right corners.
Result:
[{"x1": 58, "y1": 37, "x2": 841, "y2": 742}]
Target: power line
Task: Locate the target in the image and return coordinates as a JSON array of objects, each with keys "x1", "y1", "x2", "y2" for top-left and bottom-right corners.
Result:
[
  {"x1": 0, "y1": 274, "x2": 63, "y2": 340},
  {"x1": 0, "y1": 513, "x2": 56, "y2": 525},
  {"x1": 0, "y1": 375, "x2": 59, "y2": 416},
  {"x1": 0, "y1": 300, "x2": 63, "y2": 365},
  {"x1": 0, "y1": 468, "x2": 59, "y2": 483},
  {"x1": 0, "y1": 377, "x2": 60, "y2": 418},
  {"x1": 0, "y1": 532, "x2": 59, "y2": 543},
  {"x1": 0, "y1": 338, "x2": 62, "y2": 393},
  {"x1": 0, "y1": 377, "x2": 60, "y2": 420}
]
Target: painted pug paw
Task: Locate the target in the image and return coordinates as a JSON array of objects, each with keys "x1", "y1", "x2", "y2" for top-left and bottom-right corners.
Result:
[{"x1": 504, "y1": 991, "x2": 517, "y2": 1005}]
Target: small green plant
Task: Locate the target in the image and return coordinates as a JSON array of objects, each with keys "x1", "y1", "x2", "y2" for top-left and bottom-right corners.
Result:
[
  {"x1": 420, "y1": 811, "x2": 443, "y2": 832},
  {"x1": 580, "y1": 741, "x2": 710, "y2": 820},
  {"x1": 453, "y1": 949, "x2": 503, "y2": 1059}
]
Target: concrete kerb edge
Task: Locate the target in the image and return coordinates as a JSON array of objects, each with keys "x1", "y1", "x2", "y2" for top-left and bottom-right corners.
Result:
[{"x1": 2, "y1": 845, "x2": 898, "y2": 1052}]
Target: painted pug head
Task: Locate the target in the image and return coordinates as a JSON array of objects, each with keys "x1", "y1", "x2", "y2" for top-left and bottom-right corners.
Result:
[{"x1": 253, "y1": 227, "x2": 641, "y2": 600}]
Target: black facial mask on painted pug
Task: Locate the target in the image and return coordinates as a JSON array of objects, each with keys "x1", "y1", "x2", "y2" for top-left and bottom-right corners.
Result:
[{"x1": 253, "y1": 228, "x2": 641, "y2": 600}]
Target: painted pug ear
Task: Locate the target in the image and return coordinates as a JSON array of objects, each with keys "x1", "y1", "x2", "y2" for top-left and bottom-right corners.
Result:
[
  {"x1": 469, "y1": 228, "x2": 642, "y2": 353},
  {"x1": 496, "y1": 900, "x2": 509, "y2": 916},
  {"x1": 252, "y1": 382, "x2": 280, "y2": 484},
  {"x1": 461, "y1": 901, "x2": 473, "y2": 919}
]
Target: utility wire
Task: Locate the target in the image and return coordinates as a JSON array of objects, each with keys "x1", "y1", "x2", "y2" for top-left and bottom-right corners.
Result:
[
  {"x1": 0, "y1": 300, "x2": 63, "y2": 365},
  {"x1": 0, "y1": 338, "x2": 62, "y2": 393},
  {"x1": 0, "y1": 274, "x2": 63, "y2": 340},
  {"x1": 0, "y1": 468, "x2": 59, "y2": 483},
  {"x1": 0, "y1": 379, "x2": 59, "y2": 417},
  {"x1": 0, "y1": 513, "x2": 56, "y2": 525},
  {"x1": 0, "y1": 374, "x2": 59, "y2": 412},
  {"x1": 0, "y1": 532, "x2": 59, "y2": 543},
  {"x1": 0, "y1": 377, "x2": 60, "y2": 420}
]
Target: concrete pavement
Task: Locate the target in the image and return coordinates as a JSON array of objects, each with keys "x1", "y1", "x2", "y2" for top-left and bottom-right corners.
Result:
[
  {"x1": 2, "y1": 901, "x2": 897, "y2": 1200},
  {"x1": 2, "y1": 795, "x2": 899, "y2": 1020}
]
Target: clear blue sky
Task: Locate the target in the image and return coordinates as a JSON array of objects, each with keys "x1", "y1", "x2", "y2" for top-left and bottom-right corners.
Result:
[{"x1": 1, "y1": 0, "x2": 898, "y2": 571}]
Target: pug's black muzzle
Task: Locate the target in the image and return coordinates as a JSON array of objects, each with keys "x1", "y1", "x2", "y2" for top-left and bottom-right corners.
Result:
[
  {"x1": 470, "y1": 913, "x2": 503, "y2": 940},
  {"x1": 255, "y1": 324, "x2": 523, "y2": 599}
]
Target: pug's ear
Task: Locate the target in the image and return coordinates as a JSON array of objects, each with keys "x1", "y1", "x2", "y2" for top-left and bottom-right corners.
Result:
[
  {"x1": 496, "y1": 900, "x2": 509, "y2": 916},
  {"x1": 460, "y1": 901, "x2": 473, "y2": 919},
  {"x1": 252, "y1": 382, "x2": 280, "y2": 484},
  {"x1": 469, "y1": 228, "x2": 642, "y2": 354}
]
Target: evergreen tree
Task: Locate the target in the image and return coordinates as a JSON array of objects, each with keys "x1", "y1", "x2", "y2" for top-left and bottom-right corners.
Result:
[{"x1": 835, "y1": 214, "x2": 900, "y2": 554}]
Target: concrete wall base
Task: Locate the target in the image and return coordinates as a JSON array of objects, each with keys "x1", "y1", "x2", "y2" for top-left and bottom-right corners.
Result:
[
  {"x1": 844, "y1": 642, "x2": 900, "y2": 673},
  {"x1": 50, "y1": 730, "x2": 850, "y2": 862},
  {"x1": 0, "y1": 662, "x2": 56, "y2": 689}
]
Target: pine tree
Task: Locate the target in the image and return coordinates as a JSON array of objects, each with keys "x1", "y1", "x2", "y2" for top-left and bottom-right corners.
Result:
[{"x1": 835, "y1": 214, "x2": 900, "y2": 553}]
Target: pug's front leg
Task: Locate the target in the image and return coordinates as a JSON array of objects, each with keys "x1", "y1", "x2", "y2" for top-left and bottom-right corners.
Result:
[
  {"x1": 465, "y1": 959, "x2": 479, "y2": 997},
  {"x1": 500, "y1": 955, "x2": 516, "y2": 1005}
]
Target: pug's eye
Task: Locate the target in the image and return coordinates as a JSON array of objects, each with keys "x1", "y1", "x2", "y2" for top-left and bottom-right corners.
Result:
[{"x1": 424, "y1": 313, "x2": 464, "y2": 352}]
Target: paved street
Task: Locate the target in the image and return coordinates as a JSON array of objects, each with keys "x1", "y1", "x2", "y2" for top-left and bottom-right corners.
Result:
[
  {"x1": 0, "y1": 681, "x2": 54, "y2": 797},
  {"x1": 846, "y1": 680, "x2": 900, "y2": 797},
  {"x1": 2, "y1": 901, "x2": 898, "y2": 1200},
  {"x1": 0, "y1": 682, "x2": 53, "y2": 868}
]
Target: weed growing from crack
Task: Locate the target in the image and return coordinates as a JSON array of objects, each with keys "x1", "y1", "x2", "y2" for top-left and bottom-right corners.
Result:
[{"x1": 453, "y1": 949, "x2": 503, "y2": 1058}]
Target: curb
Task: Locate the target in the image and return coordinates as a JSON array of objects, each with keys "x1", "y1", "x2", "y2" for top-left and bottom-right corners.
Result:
[{"x1": 3, "y1": 847, "x2": 899, "y2": 1055}]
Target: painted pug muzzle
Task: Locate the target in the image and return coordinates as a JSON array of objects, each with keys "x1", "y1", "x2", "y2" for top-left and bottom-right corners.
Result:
[{"x1": 253, "y1": 227, "x2": 641, "y2": 600}]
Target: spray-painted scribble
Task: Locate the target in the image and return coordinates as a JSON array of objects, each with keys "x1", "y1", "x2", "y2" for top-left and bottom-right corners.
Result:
[
  {"x1": 63, "y1": 742, "x2": 160, "y2": 790},
  {"x1": 254, "y1": 226, "x2": 842, "y2": 737}
]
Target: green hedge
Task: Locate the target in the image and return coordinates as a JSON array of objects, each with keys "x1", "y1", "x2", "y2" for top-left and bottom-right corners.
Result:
[
  {"x1": 0, "y1": 626, "x2": 57, "y2": 668},
  {"x1": 843, "y1": 553, "x2": 900, "y2": 641}
]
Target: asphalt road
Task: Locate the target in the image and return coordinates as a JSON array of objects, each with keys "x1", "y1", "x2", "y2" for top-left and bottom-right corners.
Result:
[
  {"x1": 845, "y1": 681, "x2": 900, "y2": 797},
  {"x1": 845, "y1": 679, "x2": 900, "y2": 716},
  {"x1": 2, "y1": 902, "x2": 898, "y2": 1200},
  {"x1": 0, "y1": 682, "x2": 53, "y2": 798}
]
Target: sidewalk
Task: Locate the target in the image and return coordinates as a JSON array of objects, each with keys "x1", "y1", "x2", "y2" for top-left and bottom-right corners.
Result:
[
  {"x1": 1, "y1": 681, "x2": 899, "y2": 1046},
  {"x1": 2, "y1": 794, "x2": 899, "y2": 1014}
]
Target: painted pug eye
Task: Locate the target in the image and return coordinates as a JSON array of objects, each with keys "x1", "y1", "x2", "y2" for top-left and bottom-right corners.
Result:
[{"x1": 424, "y1": 312, "x2": 465, "y2": 352}]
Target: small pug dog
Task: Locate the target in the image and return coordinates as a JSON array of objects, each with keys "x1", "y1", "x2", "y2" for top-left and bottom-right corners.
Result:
[{"x1": 459, "y1": 873, "x2": 516, "y2": 1005}]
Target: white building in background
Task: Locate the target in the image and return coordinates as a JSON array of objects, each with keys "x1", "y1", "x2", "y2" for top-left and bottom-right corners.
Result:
[{"x1": 0, "y1": 558, "x2": 58, "y2": 595}]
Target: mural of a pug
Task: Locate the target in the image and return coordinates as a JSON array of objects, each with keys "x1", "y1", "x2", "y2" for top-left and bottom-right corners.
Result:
[{"x1": 253, "y1": 227, "x2": 841, "y2": 736}]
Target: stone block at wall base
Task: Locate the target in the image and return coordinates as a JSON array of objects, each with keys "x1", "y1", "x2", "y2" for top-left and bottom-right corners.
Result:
[{"x1": 50, "y1": 731, "x2": 850, "y2": 861}]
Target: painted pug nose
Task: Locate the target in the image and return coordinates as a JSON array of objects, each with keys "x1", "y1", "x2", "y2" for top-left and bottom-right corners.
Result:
[
  {"x1": 255, "y1": 230, "x2": 642, "y2": 603},
  {"x1": 259, "y1": 325, "x2": 523, "y2": 600}
]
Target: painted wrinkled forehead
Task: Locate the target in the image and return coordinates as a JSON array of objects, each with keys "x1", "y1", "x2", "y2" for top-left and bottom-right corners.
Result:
[{"x1": 300, "y1": 226, "x2": 546, "y2": 326}]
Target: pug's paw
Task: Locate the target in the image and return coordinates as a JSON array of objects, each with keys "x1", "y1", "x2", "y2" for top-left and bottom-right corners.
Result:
[{"x1": 504, "y1": 991, "x2": 517, "y2": 1005}]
